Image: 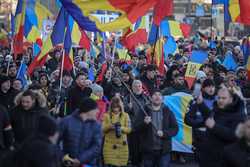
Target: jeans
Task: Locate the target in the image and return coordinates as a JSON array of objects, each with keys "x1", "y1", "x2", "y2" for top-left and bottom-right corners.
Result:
[{"x1": 143, "y1": 151, "x2": 170, "y2": 167}]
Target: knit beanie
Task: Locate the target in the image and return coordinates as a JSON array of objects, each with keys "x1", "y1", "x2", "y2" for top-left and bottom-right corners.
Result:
[
  {"x1": 91, "y1": 84, "x2": 103, "y2": 94},
  {"x1": 79, "y1": 98, "x2": 98, "y2": 113}
]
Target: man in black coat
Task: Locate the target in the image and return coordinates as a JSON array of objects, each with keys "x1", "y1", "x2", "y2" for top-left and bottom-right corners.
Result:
[
  {"x1": 184, "y1": 79, "x2": 216, "y2": 167},
  {"x1": 9, "y1": 90, "x2": 48, "y2": 146},
  {"x1": 1, "y1": 115, "x2": 61, "y2": 167},
  {"x1": 124, "y1": 80, "x2": 150, "y2": 167},
  {"x1": 0, "y1": 104, "x2": 14, "y2": 160},
  {"x1": 68, "y1": 72, "x2": 92, "y2": 114},
  {"x1": 139, "y1": 90, "x2": 178, "y2": 167},
  {"x1": 201, "y1": 87, "x2": 245, "y2": 167},
  {"x1": 0, "y1": 75, "x2": 16, "y2": 111},
  {"x1": 48, "y1": 71, "x2": 73, "y2": 117}
]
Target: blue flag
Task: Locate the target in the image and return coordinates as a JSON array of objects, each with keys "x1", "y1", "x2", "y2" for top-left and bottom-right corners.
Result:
[
  {"x1": 33, "y1": 43, "x2": 41, "y2": 58},
  {"x1": 196, "y1": 4, "x2": 205, "y2": 17},
  {"x1": 88, "y1": 65, "x2": 95, "y2": 82},
  {"x1": 11, "y1": 14, "x2": 15, "y2": 37},
  {"x1": 148, "y1": 23, "x2": 159, "y2": 45},
  {"x1": 160, "y1": 19, "x2": 171, "y2": 37},
  {"x1": 16, "y1": 61, "x2": 28, "y2": 87},
  {"x1": 190, "y1": 50, "x2": 208, "y2": 64},
  {"x1": 209, "y1": 40, "x2": 217, "y2": 49},
  {"x1": 223, "y1": 51, "x2": 238, "y2": 71},
  {"x1": 212, "y1": 0, "x2": 227, "y2": 4},
  {"x1": 164, "y1": 36, "x2": 177, "y2": 57}
]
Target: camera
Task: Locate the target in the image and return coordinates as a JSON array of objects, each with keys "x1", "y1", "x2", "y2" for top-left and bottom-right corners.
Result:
[{"x1": 114, "y1": 122, "x2": 122, "y2": 138}]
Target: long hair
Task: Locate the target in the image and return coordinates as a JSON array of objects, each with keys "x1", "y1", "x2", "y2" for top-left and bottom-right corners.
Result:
[{"x1": 109, "y1": 96, "x2": 124, "y2": 113}]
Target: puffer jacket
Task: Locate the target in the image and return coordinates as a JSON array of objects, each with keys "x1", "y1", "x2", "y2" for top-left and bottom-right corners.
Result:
[
  {"x1": 59, "y1": 112, "x2": 102, "y2": 166},
  {"x1": 9, "y1": 90, "x2": 48, "y2": 146},
  {"x1": 102, "y1": 112, "x2": 131, "y2": 166}
]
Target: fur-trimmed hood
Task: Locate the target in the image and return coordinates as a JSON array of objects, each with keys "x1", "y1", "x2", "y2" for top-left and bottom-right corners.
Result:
[{"x1": 14, "y1": 90, "x2": 47, "y2": 109}]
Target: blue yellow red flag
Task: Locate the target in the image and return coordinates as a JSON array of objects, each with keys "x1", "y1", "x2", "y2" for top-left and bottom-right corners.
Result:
[
  {"x1": 59, "y1": 0, "x2": 157, "y2": 32},
  {"x1": 24, "y1": 1, "x2": 52, "y2": 42},
  {"x1": 164, "y1": 92, "x2": 193, "y2": 153},
  {"x1": 14, "y1": 0, "x2": 26, "y2": 56}
]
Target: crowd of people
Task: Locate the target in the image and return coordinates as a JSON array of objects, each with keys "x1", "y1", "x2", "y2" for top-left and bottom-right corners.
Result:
[{"x1": 0, "y1": 34, "x2": 250, "y2": 167}]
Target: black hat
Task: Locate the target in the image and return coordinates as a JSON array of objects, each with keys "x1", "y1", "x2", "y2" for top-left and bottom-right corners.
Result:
[
  {"x1": 79, "y1": 98, "x2": 98, "y2": 113},
  {"x1": 38, "y1": 115, "x2": 58, "y2": 137},
  {"x1": 202, "y1": 79, "x2": 215, "y2": 88},
  {"x1": 0, "y1": 75, "x2": 10, "y2": 86}
]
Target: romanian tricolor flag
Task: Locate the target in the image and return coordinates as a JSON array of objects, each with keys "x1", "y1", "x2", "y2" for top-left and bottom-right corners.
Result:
[
  {"x1": 148, "y1": 20, "x2": 190, "y2": 45},
  {"x1": 185, "y1": 50, "x2": 208, "y2": 88},
  {"x1": 24, "y1": 1, "x2": 52, "y2": 43},
  {"x1": 63, "y1": 20, "x2": 74, "y2": 71},
  {"x1": 164, "y1": 92, "x2": 193, "y2": 153},
  {"x1": 161, "y1": 20, "x2": 185, "y2": 38},
  {"x1": 13, "y1": 0, "x2": 26, "y2": 56},
  {"x1": 122, "y1": 16, "x2": 148, "y2": 51},
  {"x1": 72, "y1": 21, "x2": 91, "y2": 51},
  {"x1": 213, "y1": 0, "x2": 250, "y2": 25},
  {"x1": 154, "y1": 37, "x2": 165, "y2": 75},
  {"x1": 27, "y1": 8, "x2": 68, "y2": 75},
  {"x1": 38, "y1": 8, "x2": 67, "y2": 62},
  {"x1": 59, "y1": 0, "x2": 157, "y2": 32}
]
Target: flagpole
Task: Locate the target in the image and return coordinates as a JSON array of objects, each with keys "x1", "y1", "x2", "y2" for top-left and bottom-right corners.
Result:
[
  {"x1": 108, "y1": 34, "x2": 118, "y2": 82},
  {"x1": 102, "y1": 32, "x2": 106, "y2": 60},
  {"x1": 6, "y1": 57, "x2": 11, "y2": 76},
  {"x1": 59, "y1": 49, "x2": 65, "y2": 92},
  {"x1": 211, "y1": 3, "x2": 213, "y2": 40}
]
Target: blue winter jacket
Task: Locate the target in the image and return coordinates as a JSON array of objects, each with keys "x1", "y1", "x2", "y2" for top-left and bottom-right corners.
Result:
[{"x1": 59, "y1": 112, "x2": 102, "y2": 166}]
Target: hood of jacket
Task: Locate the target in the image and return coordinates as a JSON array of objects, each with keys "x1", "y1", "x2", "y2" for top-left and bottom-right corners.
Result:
[{"x1": 14, "y1": 90, "x2": 47, "y2": 109}]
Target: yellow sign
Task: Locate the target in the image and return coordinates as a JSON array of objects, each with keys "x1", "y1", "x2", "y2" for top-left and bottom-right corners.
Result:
[{"x1": 185, "y1": 62, "x2": 202, "y2": 78}]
